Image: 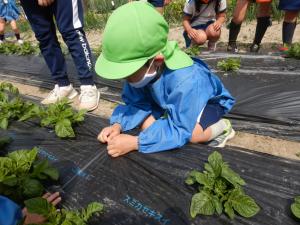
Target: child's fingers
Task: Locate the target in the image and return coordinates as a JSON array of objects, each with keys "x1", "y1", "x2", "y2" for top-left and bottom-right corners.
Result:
[
  {"x1": 110, "y1": 152, "x2": 120, "y2": 158},
  {"x1": 46, "y1": 192, "x2": 60, "y2": 203},
  {"x1": 51, "y1": 196, "x2": 62, "y2": 206},
  {"x1": 42, "y1": 192, "x2": 51, "y2": 199}
]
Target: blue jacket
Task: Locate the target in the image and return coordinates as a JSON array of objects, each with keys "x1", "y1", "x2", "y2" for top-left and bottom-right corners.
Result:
[
  {"x1": 110, "y1": 58, "x2": 235, "y2": 153},
  {"x1": 0, "y1": 0, "x2": 20, "y2": 21},
  {"x1": 0, "y1": 195, "x2": 22, "y2": 225}
]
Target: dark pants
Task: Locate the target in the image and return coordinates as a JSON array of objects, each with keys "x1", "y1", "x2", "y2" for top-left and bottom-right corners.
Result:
[
  {"x1": 148, "y1": 0, "x2": 164, "y2": 7},
  {"x1": 199, "y1": 104, "x2": 225, "y2": 130},
  {"x1": 20, "y1": 0, "x2": 94, "y2": 86}
]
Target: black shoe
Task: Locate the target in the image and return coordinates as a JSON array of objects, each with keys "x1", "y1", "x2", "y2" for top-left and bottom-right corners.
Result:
[
  {"x1": 250, "y1": 43, "x2": 260, "y2": 53},
  {"x1": 227, "y1": 43, "x2": 239, "y2": 53}
]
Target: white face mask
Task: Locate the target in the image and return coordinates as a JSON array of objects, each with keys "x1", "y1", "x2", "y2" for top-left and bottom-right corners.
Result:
[{"x1": 129, "y1": 59, "x2": 157, "y2": 88}]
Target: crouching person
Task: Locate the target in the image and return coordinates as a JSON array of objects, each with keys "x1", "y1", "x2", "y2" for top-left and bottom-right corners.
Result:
[
  {"x1": 182, "y1": 0, "x2": 227, "y2": 51},
  {"x1": 96, "y1": 2, "x2": 235, "y2": 157}
]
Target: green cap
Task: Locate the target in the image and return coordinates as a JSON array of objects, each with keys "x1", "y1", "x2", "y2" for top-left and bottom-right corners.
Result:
[{"x1": 95, "y1": 1, "x2": 193, "y2": 80}]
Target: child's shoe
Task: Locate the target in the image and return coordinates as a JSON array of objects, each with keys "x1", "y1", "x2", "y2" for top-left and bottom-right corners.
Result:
[
  {"x1": 41, "y1": 84, "x2": 78, "y2": 105},
  {"x1": 250, "y1": 43, "x2": 260, "y2": 53},
  {"x1": 17, "y1": 39, "x2": 24, "y2": 45},
  {"x1": 227, "y1": 42, "x2": 239, "y2": 53},
  {"x1": 78, "y1": 85, "x2": 100, "y2": 111},
  {"x1": 208, "y1": 119, "x2": 235, "y2": 148}
]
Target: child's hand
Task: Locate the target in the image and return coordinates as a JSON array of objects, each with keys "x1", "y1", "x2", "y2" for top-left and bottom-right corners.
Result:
[
  {"x1": 107, "y1": 134, "x2": 138, "y2": 157},
  {"x1": 213, "y1": 20, "x2": 222, "y2": 32},
  {"x1": 187, "y1": 28, "x2": 198, "y2": 40},
  {"x1": 37, "y1": 0, "x2": 55, "y2": 7},
  {"x1": 98, "y1": 124, "x2": 121, "y2": 143},
  {"x1": 23, "y1": 192, "x2": 61, "y2": 225}
]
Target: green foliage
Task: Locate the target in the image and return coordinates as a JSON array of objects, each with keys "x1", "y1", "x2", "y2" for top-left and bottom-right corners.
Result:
[
  {"x1": 186, "y1": 151, "x2": 260, "y2": 219},
  {"x1": 0, "y1": 82, "x2": 40, "y2": 130},
  {"x1": 0, "y1": 82, "x2": 86, "y2": 138},
  {"x1": 184, "y1": 45, "x2": 201, "y2": 56},
  {"x1": 217, "y1": 58, "x2": 241, "y2": 72},
  {"x1": 164, "y1": 0, "x2": 185, "y2": 26},
  {"x1": 39, "y1": 99, "x2": 86, "y2": 138},
  {"x1": 291, "y1": 196, "x2": 300, "y2": 219},
  {"x1": 25, "y1": 197, "x2": 104, "y2": 225},
  {"x1": 0, "y1": 148, "x2": 59, "y2": 204},
  {"x1": 85, "y1": 12, "x2": 107, "y2": 31},
  {"x1": 0, "y1": 136, "x2": 12, "y2": 149},
  {"x1": 0, "y1": 42, "x2": 39, "y2": 55},
  {"x1": 287, "y1": 43, "x2": 300, "y2": 60}
]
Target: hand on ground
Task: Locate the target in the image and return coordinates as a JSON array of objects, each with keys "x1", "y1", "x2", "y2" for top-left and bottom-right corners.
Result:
[
  {"x1": 23, "y1": 192, "x2": 61, "y2": 225},
  {"x1": 107, "y1": 134, "x2": 138, "y2": 157},
  {"x1": 98, "y1": 124, "x2": 121, "y2": 143}
]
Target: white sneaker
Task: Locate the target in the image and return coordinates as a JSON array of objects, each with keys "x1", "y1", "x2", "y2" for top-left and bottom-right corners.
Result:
[
  {"x1": 78, "y1": 85, "x2": 100, "y2": 111},
  {"x1": 17, "y1": 39, "x2": 24, "y2": 45},
  {"x1": 0, "y1": 40, "x2": 4, "y2": 44},
  {"x1": 41, "y1": 84, "x2": 78, "y2": 105}
]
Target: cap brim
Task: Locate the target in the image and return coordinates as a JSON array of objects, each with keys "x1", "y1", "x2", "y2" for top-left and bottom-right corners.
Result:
[
  {"x1": 164, "y1": 47, "x2": 193, "y2": 70},
  {"x1": 95, "y1": 53, "x2": 148, "y2": 80}
]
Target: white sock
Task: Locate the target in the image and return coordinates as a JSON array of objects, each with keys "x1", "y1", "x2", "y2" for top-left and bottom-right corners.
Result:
[{"x1": 208, "y1": 119, "x2": 227, "y2": 141}]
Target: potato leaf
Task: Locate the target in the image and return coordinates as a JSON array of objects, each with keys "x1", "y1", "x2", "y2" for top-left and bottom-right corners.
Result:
[
  {"x1": 291, "y1": 196, "x2": 300, "y2": 219},
  {"x1": 186, "y1": 151, "x2": 259, "y2": 220},
  {"x1": 190, "y1": 191, "x2": 215, "y2": 218}
]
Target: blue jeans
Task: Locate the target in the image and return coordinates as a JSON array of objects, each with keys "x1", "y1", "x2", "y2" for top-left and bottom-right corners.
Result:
[{"x1": 20, "y1": 0, "x2": 94, "y2": 86}]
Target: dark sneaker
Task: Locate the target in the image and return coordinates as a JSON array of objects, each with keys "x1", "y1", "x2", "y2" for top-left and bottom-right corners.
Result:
[
  {"x1": 208, "y1": 119, "x2": 235, "y2": 148},
  {"x1": 227, "y1": 43, "x2": 239, "y2": 53},
  {"x1": 250, "y1": 43, "x2": 260, "y2": 53}
]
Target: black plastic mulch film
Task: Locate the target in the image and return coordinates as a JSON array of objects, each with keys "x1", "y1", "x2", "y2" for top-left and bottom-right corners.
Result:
[
  {"x1": 0, "y1": 113, "x2": 300, "y2": 225},
  {"x1": 0, "y1": 53, "x2": 300, "y2": 142}
]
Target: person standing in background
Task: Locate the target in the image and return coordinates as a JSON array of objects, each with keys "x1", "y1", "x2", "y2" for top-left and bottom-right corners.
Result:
[
  {"x1": 20, "y1": 0, "x2": 100, "y2": 111},
  {"x1": 278, "y1": 0, "x2": 300, "y2": 52},
  {"x1": 0, "y1": 0, "x2": 24, "y2": 44},
  {"x1": 227, "y1": 0, "x2": 272, "y2": 53}
]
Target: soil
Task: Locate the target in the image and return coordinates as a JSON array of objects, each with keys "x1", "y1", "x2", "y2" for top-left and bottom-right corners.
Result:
[{"x1": 1, "y1": 79, "x2": 300, "y2": 161}]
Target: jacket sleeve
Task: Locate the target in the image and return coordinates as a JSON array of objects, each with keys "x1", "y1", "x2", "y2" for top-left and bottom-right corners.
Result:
[
  {"x1": 138, "y1": 76, "x2": 211, "y2": 153},
  {"x1": 0, "y1": 195, "x2": 23, "y2": 225},
  {"x1": 110, "y1": 83, "x2": 154, "y2": 131}
]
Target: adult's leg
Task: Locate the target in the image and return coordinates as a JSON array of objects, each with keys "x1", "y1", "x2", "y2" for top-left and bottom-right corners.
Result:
[
  {"x1": 228, "y1": 0, "x2": 251, "y2": 52},
  {"x1": 250, "y1": 2, "x2": 272, "y2": 52},
  {"x1": 53, "y1": 0, "x2": 94, "y2": 86},
  {"x1": 20, "y1": 0, "x2": 69, "y2": 86}
]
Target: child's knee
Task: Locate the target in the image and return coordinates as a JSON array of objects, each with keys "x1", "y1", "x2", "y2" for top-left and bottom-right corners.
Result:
[
  {"x1": 190, "y1": 123, "x2": 210, "y2": 143},
  {"x1": 206, "y1": 26, "x2": 221, "y2": 40},
  {"x1": 284, "y1": 11, "x2": 299, "y2": 23},
  {"x1": 232, "y1": 0, "x2": 250, "y2": 24},
  {"x1": 193, "y1": 30, "x2": 207, "y2": 45}
]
